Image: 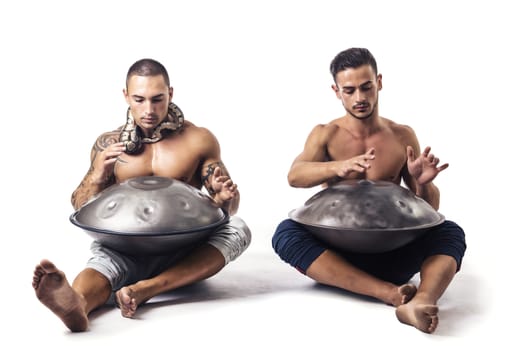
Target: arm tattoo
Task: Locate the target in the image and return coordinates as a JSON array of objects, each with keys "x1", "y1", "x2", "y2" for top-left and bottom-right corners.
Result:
[
  {"x1": 94, "y1": 130, "x2": 121, "y2": 152},
  {"x1": 98, "y1": 129, "x2": 128, "y2": 164},
  {"x1": 202, "y1": 161, "x2": 226, "y2": 195},
  {"x1": 71, "y1": 131, "x2": 119, "y2": 209}
]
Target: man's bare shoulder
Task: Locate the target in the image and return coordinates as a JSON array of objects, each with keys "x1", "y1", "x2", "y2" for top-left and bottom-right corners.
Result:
[
  {"x1": 381, "y1": 117, "x2": 416, "y2": 137},
  {"x1": 93, "y1": 126, "x2": 123, "y2": 151},
  {"x1": 181, "y1": 120, "x2": 218, "y2": 141},
  {"x1": 181, "y1": 120, "x2": 207, "y2": 133},
  {"x1": 309, "y1": 119, "x2": 342, "y2": 138}
]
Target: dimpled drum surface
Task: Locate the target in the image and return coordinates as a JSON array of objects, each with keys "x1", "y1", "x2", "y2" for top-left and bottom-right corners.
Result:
[
  {"x1": 289, "y1": 179, "x2": 445, "y2": 253},
  {"x1": 70, "y1": 176, "x2": 229, "y2": 255}
]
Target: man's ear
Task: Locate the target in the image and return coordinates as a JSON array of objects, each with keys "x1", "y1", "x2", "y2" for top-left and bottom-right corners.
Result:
[{"x1": 331, "y1": 84, "x2": 341, "y2": 99}]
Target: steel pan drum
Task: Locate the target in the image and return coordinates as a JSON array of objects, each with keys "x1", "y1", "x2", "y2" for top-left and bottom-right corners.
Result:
[
  {"x1": 289, "y1": 179, "x2": 445, "y2": 253},
  {"x1": 70, "y1": 176, "x2": 229, "y2": 255}
]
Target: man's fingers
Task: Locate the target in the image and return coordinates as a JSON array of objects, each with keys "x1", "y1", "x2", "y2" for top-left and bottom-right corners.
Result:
[
  {"x1": 215, "y1": 176, "x2": 231, "y2": 183},
  {"x1": 437, "y1": 163, "x2": 449, "y2": 172}
]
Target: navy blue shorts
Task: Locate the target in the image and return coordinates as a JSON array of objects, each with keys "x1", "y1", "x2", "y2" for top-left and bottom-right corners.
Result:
[{"x1": 272, "y1": 218, "x2": 466, "y2": 285}]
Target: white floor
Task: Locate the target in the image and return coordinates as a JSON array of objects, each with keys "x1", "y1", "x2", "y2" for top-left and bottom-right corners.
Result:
[
  {"x1": 3, "y1": 2, "x2": 523, "y2": 349},
  {"x1": 7, "y1": 214, "x2": 520, "y2": 350}
]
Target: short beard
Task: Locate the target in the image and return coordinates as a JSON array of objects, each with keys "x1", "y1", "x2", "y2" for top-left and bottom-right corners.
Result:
[
  {"x1": 348, "y1": 109, "x2": 373, "y2": 120},
  {"x1": 347, "y1": 98, "x2": 378, "y2": 120}
]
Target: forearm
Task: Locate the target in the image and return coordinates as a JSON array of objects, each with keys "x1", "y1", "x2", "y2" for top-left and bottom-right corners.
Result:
[
  {"x1": 288, "y1": 161, "x2": 339, "y2": 188},
  {"x1": 71, "y1": 172, "x2": 114, "y2": 210},
  {"x1": 415, "y1": 182, "x2": 440, "y2": 210}
]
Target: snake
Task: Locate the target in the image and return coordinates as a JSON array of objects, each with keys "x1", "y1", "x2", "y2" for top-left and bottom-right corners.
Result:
[{"x1": 119, "y1": 102, "x2": 184, "y2": 154}]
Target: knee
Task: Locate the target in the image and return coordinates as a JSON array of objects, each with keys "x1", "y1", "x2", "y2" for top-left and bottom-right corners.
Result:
[
  {"x1": 230, "y1": 216, "x2": 252, "y2": 250},
  {"x1": 271, "y1": 219, "x2": 310, "y2": 258},
  {"x1": 271, "y1": 219, "x2": 294, "y2": 255},
  {"x1": 270, "y1": 219, "x2": 326, "y2": 273},
  {"x1": 208, "y1": 216, "x2": 251, "y2": 265}
]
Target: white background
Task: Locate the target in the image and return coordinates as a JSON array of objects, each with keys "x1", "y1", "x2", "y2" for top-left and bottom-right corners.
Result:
[{"x1": 1, "y1": 0, "x2": 523, "y2": 348}]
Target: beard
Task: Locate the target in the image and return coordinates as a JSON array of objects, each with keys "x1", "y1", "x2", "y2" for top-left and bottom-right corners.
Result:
[
  {"x1": 345, "y1": 96, "x2": 379, "y2": 120},
  {"x1": 349, "y1": 109, "x2": 373, "y2": 120}
]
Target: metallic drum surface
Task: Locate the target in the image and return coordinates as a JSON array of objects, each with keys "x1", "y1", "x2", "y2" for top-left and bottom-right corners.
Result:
[
  {"x1": 70, "y1": 176, "x2": 228, "y2": 255},
  {"x1": 289, "y1": 179, "x2": 445, "y2": 253}
]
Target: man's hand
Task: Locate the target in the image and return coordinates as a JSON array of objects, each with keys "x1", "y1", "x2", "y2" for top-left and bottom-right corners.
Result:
[
  {"x1": 91, "y1": 142, "x2": 126, "y2": 184},
  {"x1": 407, "y1": 146, "x2": 449, "y2": 185},
  {"x1": 335, "y1": 147, "x2": 375, "y2": 178},
  {"x1": 209, "y1": 166, "x2": 238, "y2": 203}
]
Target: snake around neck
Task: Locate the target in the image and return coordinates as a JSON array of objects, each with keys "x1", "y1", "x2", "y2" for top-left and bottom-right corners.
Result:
[{"x1": 119, "y1": 102, "x2": 185, "y2": 154}]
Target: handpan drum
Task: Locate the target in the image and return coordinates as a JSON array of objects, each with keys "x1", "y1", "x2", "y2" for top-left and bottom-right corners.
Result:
[
  {"x1": 70, "y1": 176, "x2": 229, "y2": 255},
  {"x1": 289, "y1": 179, "x2": 445, "y2": 253}
]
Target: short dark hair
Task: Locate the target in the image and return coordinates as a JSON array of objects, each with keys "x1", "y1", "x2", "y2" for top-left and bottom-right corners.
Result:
[
  {"x1": 126, "y1": 58, "x2": 170, "y2": 88},
  {"x1": 329, "y1": 48, "x2": 378, "y2": 82}
]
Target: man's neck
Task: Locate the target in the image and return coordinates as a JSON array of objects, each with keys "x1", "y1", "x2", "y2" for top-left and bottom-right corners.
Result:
[{"x1": 344, "y1": 114, "x2": 382, "y2": 138}]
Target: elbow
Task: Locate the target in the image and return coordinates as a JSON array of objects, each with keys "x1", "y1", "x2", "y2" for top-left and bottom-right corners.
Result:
[
  {"x1": 288, "y1": 169, "x2": 319, "y2": 188},
  {"x1": 287, "y1": 173, "x2": 302, "y2": 188},
  {"x1": 288, "y1": 177, "x2": 311, "y2": 188},
  {"x1": 71, "y1": 194, "x2": 81, "y2": 211}
]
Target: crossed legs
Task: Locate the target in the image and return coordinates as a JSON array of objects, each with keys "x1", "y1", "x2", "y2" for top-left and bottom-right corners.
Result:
[
  {"x1": 305, "y1": 250, "x2": 458, "y2": 333},
  {"x1": 395, "y1": 254, "x2": 457, "y2": 333},
  {"x1": 32, "y1": 243, "x2": 226, "y2": 332},
  {"x1": 115, "y1": 244, "x2": 225, "y2": 317}
]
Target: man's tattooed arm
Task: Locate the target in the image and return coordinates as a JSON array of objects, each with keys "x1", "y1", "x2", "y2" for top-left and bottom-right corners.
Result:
[
  {"x1": 201, "y1": 161, "x2": 225, "y2": 195},
  {"x1": 71, "y1": 130, "x2": 120, "y2": 210},
  {"x1": 201, "y1": 161, "x2": 239, "y2": 214}
]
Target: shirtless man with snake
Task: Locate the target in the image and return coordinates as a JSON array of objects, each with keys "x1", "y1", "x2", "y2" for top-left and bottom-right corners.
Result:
[{"x1": 32, "y1": 58, "x2": 251, "y2": 332}]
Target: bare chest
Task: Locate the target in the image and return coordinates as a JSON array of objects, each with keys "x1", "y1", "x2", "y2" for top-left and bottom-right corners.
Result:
[
  {"x1": 328, "y1": 131, "x2": 407, "y2": 182},
  {"x1": 114, "y1": 140, "x2": 200, "y2": 184}
]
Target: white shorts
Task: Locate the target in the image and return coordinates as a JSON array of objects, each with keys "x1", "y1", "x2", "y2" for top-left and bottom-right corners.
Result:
[{"x1": 86, "y1": 216, "x2": 251, "y2": 291}]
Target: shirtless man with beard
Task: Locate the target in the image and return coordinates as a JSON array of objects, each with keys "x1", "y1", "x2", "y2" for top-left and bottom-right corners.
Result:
[{"x1": 272, "y1": 47, "x2": 466, "y2": 334}]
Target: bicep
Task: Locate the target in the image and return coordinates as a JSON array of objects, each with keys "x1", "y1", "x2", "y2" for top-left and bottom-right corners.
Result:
[
  {"x1": 293, "y1": 125, "x2": 330, "y2": 164},
  {"x1": 403, "y1": 124, "x2": 421, "y2": 155},
  {"x1": 197, "y1": 128, "x2": 231, "y2": 182},
  {"x1": 400, "y1": 125, "x2": 420, "y2": 191}
]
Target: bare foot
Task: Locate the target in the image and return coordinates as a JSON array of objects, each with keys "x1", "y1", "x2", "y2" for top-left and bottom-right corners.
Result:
[
  {"x1": 395, "y1": 301, "x2": 439, "y2": 333},
  {"x1": 115, "y1": 286, "x2": 139, "y2": 318},
  {"x1": 387, "y1": 283, "x2": 417, "y2": 307},
  {"x1": 398, "y1": 284, "x2": 417, "y2": 305},
  {"x1": 32, "y1": 259, "x2": 88, "y2": 332}
]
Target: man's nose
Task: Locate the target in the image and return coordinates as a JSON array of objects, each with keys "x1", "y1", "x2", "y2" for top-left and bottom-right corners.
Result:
[
  {"x1": 355, "y1": 90, "x2": 365, "y2": 102},
  {"x1": 144, "y1": 100, "x2": 154, "y2": 114}
]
